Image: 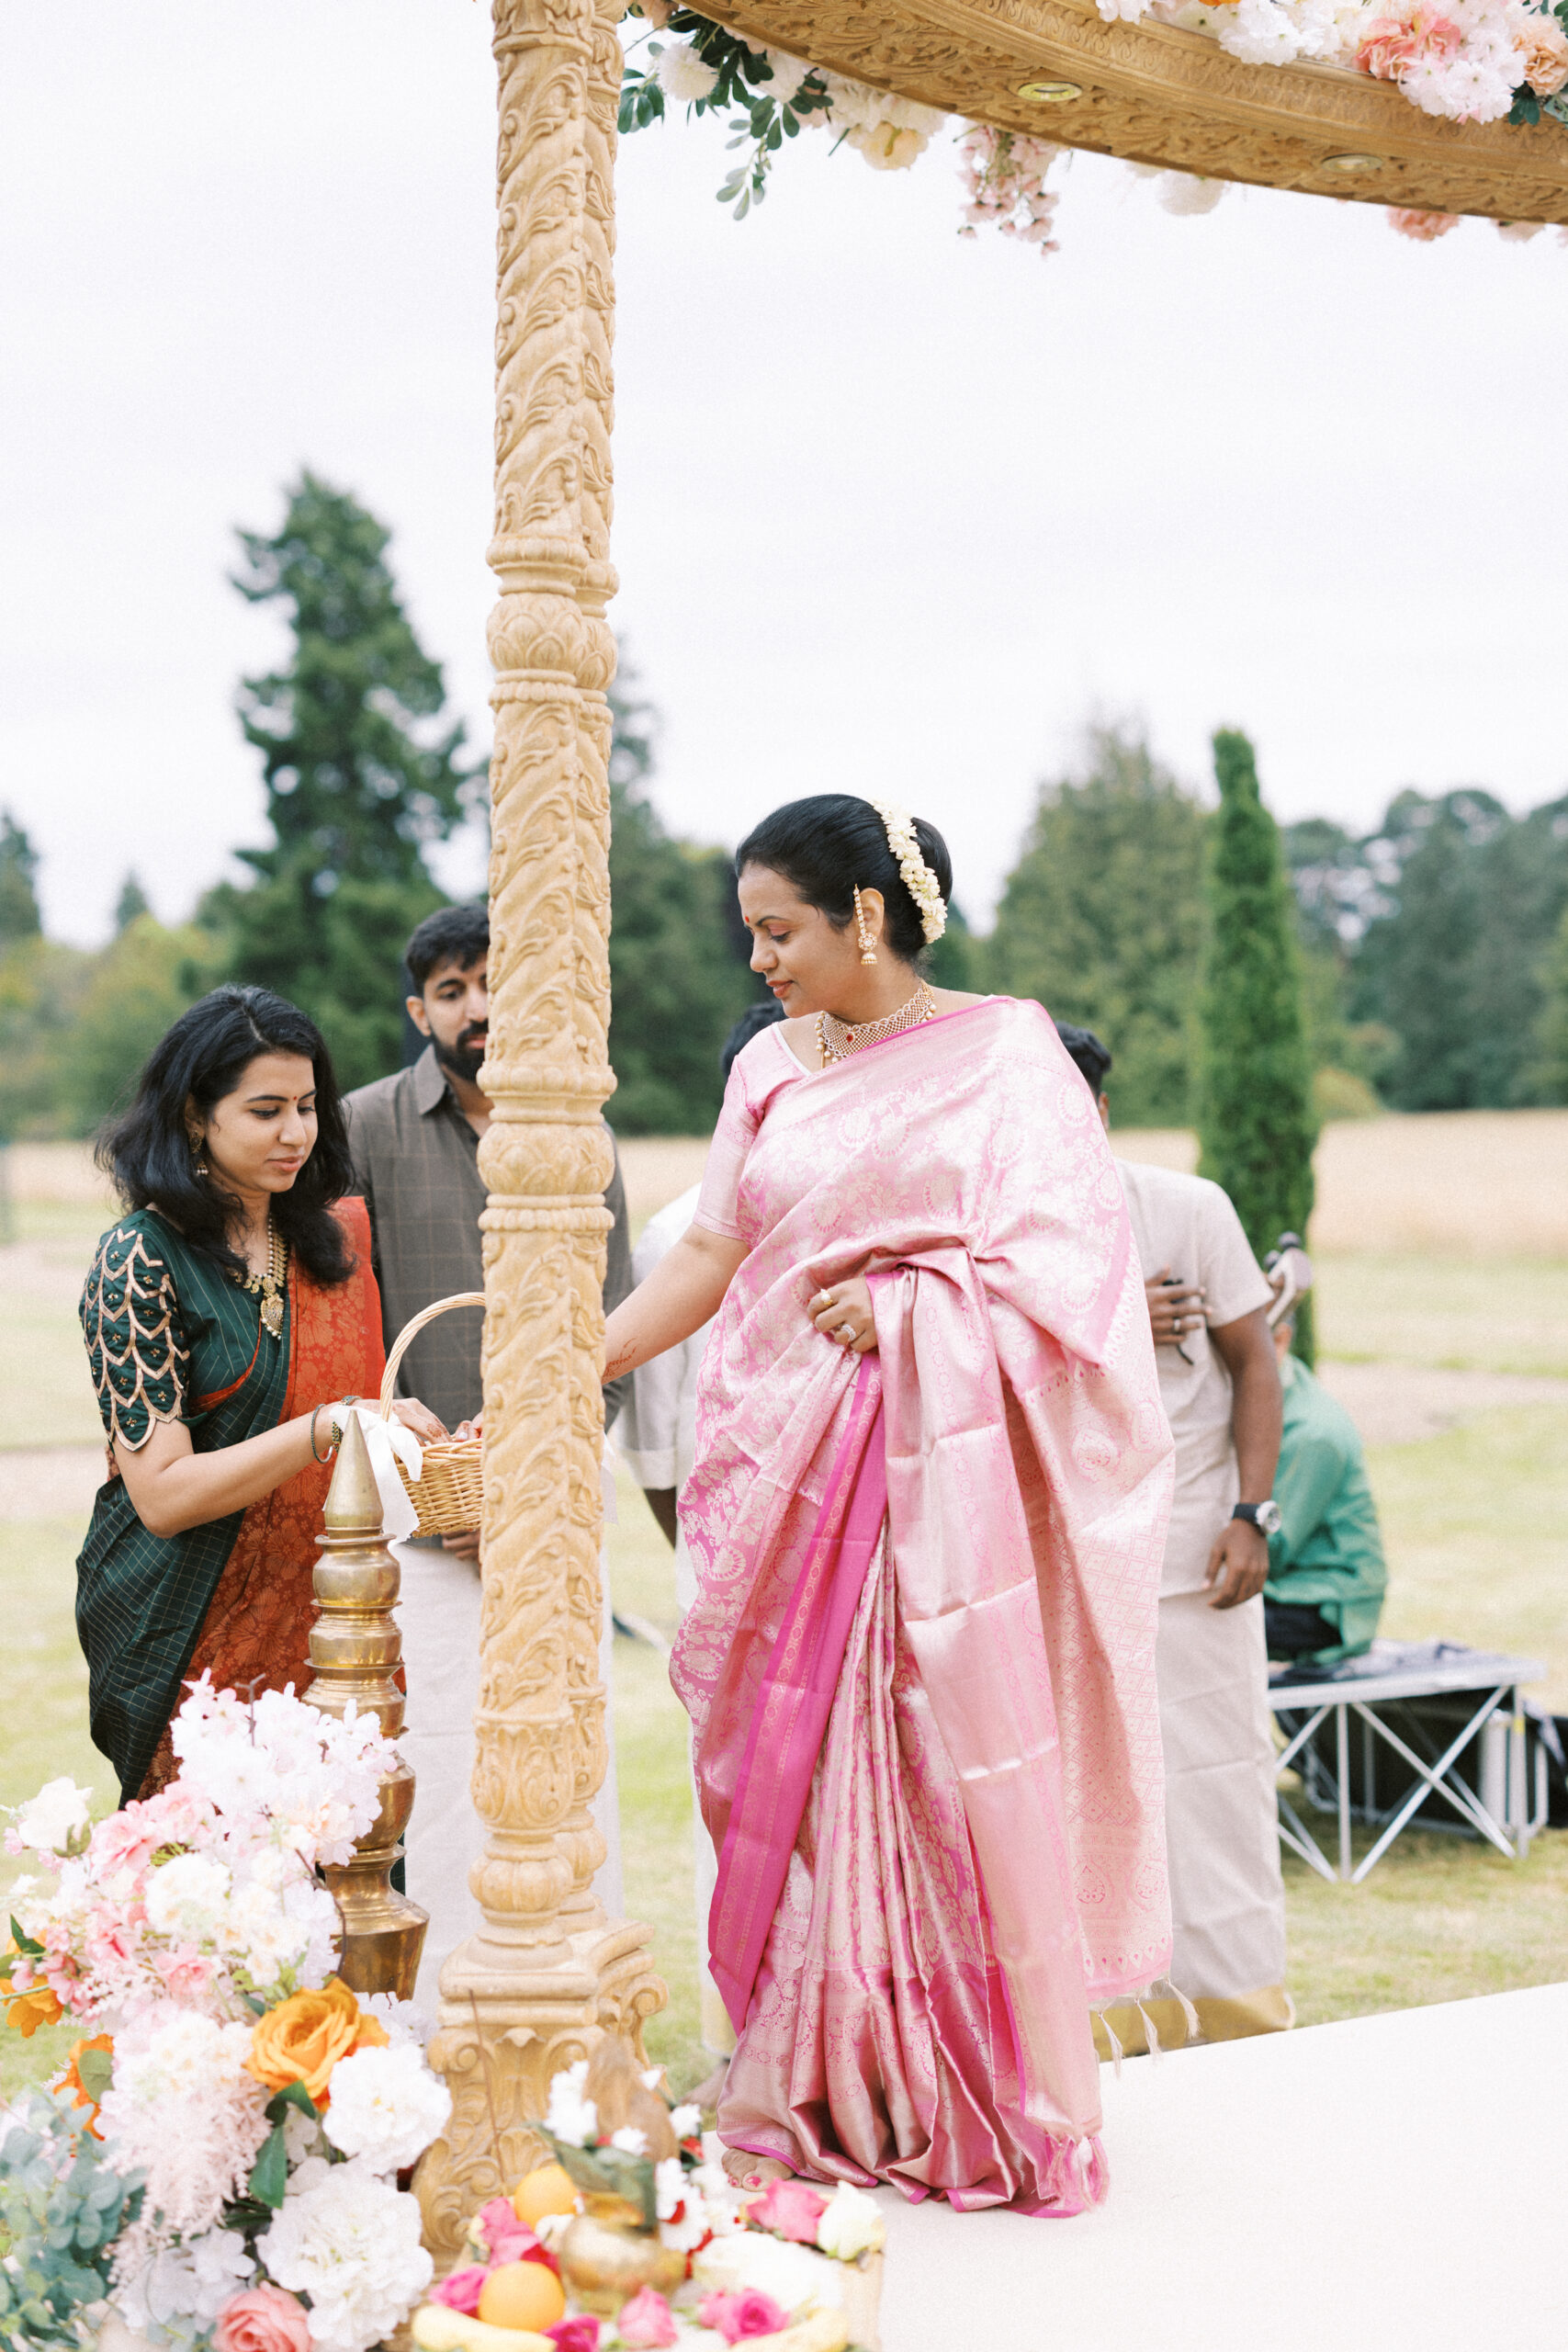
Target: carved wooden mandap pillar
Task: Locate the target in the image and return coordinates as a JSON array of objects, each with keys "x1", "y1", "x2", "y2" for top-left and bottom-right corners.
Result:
[{"x1": 415, "y1": 0, "x2": 663, "y2": 2262}]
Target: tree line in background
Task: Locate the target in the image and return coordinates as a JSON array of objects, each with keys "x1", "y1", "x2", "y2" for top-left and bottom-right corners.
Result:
[{"x1": 4, "y1": 472, "x2": 1567, "y2": 1153}]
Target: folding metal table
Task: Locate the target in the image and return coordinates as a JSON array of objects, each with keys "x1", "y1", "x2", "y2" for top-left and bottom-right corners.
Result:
[{"x1": 1269, "y1": 1638, "x2": 1547, "y2": 1884}]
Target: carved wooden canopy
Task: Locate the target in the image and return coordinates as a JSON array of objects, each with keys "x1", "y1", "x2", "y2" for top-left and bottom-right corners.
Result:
[{"x1": 717, "y1": 0, "x2": 1568, "y2": 219}]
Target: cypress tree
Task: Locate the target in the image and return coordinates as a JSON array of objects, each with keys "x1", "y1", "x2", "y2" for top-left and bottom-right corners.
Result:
[
  {"x1": 1199, "y1": 730, "x2": 1318, "y2": 1361},
  {"x1": 0, "y1": 815, "x2": 42, "y2": 948}
]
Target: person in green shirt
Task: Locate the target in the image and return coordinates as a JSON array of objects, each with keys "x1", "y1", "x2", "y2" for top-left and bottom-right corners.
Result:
[{"x1": 1264, "y1": 1305, "x2": 1388, "y2": 1668}]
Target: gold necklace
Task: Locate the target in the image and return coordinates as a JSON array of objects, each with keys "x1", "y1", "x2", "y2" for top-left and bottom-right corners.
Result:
[
  {"x1": 239, "y1": 1218, "x2": 288, "y2": 1341},
  {"x1": 818, "y1": 978, "x2": 937, "y2": 1066}
]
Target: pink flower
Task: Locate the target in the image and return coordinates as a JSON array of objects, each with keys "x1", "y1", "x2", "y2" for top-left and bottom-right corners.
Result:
[
  {"x1": 476, "y1": 2197, "x2": 550, "y2": 2267},
  {"x1": 1388, "y1": 207, "x2": 1461, "y2": 241},
  {"x1": 543, "y1": 2323, "x2": 601, "y2": 2352},
  {"x1": 156, "y1": 1944, "x2": 214, "y2": 2001},
  {"x1": 89, "y1": 1804, "x2": 164, "y2": 1880},
  {"x1": 696, "y1": 2290, "x2": 791, "y2": 2343},
  {"x1": 1355, "y1": 6, "x2": 1461, "y2": 81},
  {"x1": 213, "y1": 2287, "x2": 312, "y2": 2352},
  {"x1": 429, "y1": 2268, "x2": 489, "y2": 2315},
  {"x1": 745, "y1": 2177, "x2": 829, "y2": 2243},
  {"x1": 616, "y1": 2288, "x2": 680, "y2": 2349}
]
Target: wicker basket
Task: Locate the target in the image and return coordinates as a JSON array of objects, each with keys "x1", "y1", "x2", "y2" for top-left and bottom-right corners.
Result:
[{"x1": 378, "y1": 1292, "x2": 485, "y2": 1537}]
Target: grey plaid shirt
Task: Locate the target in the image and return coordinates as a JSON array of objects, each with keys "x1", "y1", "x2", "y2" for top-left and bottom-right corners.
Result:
[{"x1": 344, "y1": 1046, "x2": 631, "y2": 1433}]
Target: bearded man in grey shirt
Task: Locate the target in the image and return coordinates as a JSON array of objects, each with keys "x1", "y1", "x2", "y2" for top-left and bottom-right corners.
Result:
[{"x1": 344, "y1": 903, "x2": 631, "y2": 2002}]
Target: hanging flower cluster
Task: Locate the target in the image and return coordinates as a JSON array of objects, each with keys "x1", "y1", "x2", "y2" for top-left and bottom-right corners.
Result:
[
  {"x1": 956, "y1": 128, "x2": 1066, "y2": 255},
  {"x1": 1104, "y1": 0, "x2": 1568, "y2": 128},
  {"x1": 0, "y1": 1679, "x2": 450, "y2": 2352},
  {"x1": 618, "y1": 4, "x2": 1567, "y2": 254}
]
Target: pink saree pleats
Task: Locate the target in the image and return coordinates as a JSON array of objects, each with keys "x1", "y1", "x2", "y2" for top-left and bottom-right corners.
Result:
[{"x1": 674, "y1": 999, "x2": 1174, "y2": 2213}]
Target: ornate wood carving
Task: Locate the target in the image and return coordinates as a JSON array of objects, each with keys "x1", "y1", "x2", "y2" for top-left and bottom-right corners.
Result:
[
  {"x1": 416, "y1": 0, "x2": 664, "y2": 2266},
  {"x1": 715, "y1": 0, "x2": 1568, "y2": 219}
]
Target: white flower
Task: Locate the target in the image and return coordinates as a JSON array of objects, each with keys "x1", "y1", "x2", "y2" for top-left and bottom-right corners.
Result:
[
  {"x1": 259, "y1": 2156, "x2": 433, "y2": 2352},
  {"x1": 654, "y1": 2154, "x2": 686, "y2": 2221},
  {"x1": 693, "y1": 2229, "x2": 841, "y2": 2312},
  {"x1": 1097, "y1": 0, "x2": 1152, "y2": 17},
  {"x1": 1215, "y1": 0, "x2": 1306, "y2": 62},
  {"x1": 651, "y1": 40, "x2": 720, "y2": 102},
  {"x1": 322, "y1": 2043, "x2": 452, "y2": 2174},
  {"x1": 1156, "y1": 171, "x2": 1228, "y2": 215},
  {"x1": 815, "y1": 2180, "x2": 886, "y2": 2260},
  {"x1": 864, "y1": 798, "x2": 947, "y2": 943},
  {"x1": 817, "y1": 74, "x2": 946, "y2": 170},
  {"x1": 608, "y1": 2125, "x2": 648, "y2": 2155},
  {"x1": 544, "y1": 2058, "x2": 598, "y2": 2147},
  {"x1": 669, "y1": 2102, "x2": 703, "y2": 2139},
  {"x1": 114, "y1": 2226, "x2": 254, "y2": 2349},
  {"x1": 13, "y1": 1776, "x2": 93, "y2": 1854},
  {"x1": 143, "y1": 1850, "x2": 231, "y2": 1941},
  {"x1": 99, "y1": 2011, "x2": 271, "y2": 2243},
  {"x1": 362, "y1": 1993, "x2": 436, "y2": 2049},
  {"x1": 763, "y1": 50, "x2": 818, "y2": 105}
]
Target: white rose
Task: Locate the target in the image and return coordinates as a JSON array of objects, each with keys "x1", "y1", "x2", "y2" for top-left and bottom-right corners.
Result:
[
  {"x1": 321, "y1": 2043, "x2": 452, "y2": 2175},
  {"x1": 14, "y1": 1776, "x2": 92, "y2": 1854},
  {"x1": 143, "y1": 1850, "x2": 231, "y2": 1939},
  {"x1": 651, "y1": 40, "x2": 720, "y2": 102},
  {"x1": 815, "y1": 2180, "x2": 886, "y2": 2260},
  {"x1": 692, "y1": 2230, "x2": 841, "y2": 2312}
]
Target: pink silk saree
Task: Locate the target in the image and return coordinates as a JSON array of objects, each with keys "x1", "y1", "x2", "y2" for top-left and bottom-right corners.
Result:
[{"x1": 673, "y1": 998, "x2": 1173, "y2": 2213}]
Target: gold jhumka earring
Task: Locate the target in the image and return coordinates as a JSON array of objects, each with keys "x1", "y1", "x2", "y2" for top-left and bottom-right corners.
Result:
[{"x1": 853, "y1": 886, "x2": 877, "y2": 965}]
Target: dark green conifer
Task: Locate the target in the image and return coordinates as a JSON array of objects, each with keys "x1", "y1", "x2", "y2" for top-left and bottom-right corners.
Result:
[{"x1": 1199, "y1": 730, "x2": 1318, "y2": 1361}]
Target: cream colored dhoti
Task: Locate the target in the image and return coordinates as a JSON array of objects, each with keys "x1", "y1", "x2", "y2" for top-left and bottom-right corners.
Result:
[{"x1": 397, "y1": 1536, "x2": 624, "y2": 2012}]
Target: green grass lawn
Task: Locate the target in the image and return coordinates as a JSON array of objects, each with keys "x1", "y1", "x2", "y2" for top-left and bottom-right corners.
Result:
[{"x1": 1314, "y1": 1254, "x2": 1568, "y2": 1376}]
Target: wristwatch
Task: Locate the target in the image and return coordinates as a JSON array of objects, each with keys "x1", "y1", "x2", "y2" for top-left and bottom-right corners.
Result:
[{"x1": 1233, "y1": 1499, "x2": 1282, "y2": 1538}]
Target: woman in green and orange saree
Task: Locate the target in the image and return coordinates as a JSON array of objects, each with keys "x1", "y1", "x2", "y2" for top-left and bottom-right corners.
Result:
[{"x1": 76, "y1": 985, "x2": 443, "y2": 1804}]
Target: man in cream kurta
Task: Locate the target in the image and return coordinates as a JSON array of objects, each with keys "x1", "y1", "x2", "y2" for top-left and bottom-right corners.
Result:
[{"x1": 1057, "y1": 1024, "x2": 1291, "y2": 2045}]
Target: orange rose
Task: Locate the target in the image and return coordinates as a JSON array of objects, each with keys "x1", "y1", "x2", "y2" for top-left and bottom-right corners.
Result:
[
  {"x1": 60, "y1": 2033, "x2": 114, "y2": 2137},
  {"x1": 1, "y1": 1939, "x2": 63, "y2": 2039},
  {"x1": 245, "y1": 1976, "x2": 388, "y2": 2108}
]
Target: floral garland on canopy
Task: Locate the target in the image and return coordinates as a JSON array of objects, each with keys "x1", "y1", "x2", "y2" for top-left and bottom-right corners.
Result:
[
  {"x1": 618, "y1": 3, "x2": 1568, "y2": 247},
  {"x1": 0, "y1": 1681, "x2": 452, "y2": 2352}
]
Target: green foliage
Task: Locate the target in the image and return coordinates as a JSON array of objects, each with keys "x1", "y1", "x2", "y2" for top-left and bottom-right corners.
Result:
[
  {"x1": 0, "y1": 2086, "x2": 141, "y2": 2345},
  {"x1": 113, "y1": 874, "x2": 152, "y2": 933},
  {"x1": 220, "y1": 473, "x2": 480, "y2": 1091},
  {"x1": 58, "y1": 916, "x2": 222, "y2": 1133},
  {"x1": 618, "y1": 11, "x2": 832, "y2": 217},
  {"x1": 0, "y1": 816, "x2": 42, "y2": 950},
  {"x1": 606, "y1": 669, "x2": 752, "y2": 1135},
  {"x1": 1199, "y1": 730, "x2": 1318, "y2": 1360},
  {"x1": 1529, "y1": 899, "x2": 1568, "y2": 1102},
  {"x1": 988, "y1": 724, "x2": 1208, "y2": 1125},
  {"x1": 0, "y1": 941, "x2": 93, "y2": 1142},
  {"x1": 1286, "y1": 791, "x2": 1568, "y2": 1111}
]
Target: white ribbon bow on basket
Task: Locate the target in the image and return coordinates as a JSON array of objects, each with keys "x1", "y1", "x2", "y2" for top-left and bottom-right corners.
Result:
[{"x1": 326, "y1": 1401, "x2": 423, "y2": 1544}]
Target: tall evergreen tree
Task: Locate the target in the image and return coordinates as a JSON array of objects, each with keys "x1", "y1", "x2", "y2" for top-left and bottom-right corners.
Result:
[
  {"x1": 1530, "y1": 899, "x2": 1568, "y2": 1103},
  {"x1": 0, "y1": 815, "x2": 42, "y2": 948},
  {"x1": 606, "y1": 667, "x2": 753, "y2": 1133},
  {"x1": 114, "y1": 873, "x2": 152, "y2": 933},
  {"x1": 215, "y1": 474, "x2": 480, "y2": 1089},
  {"x1": 1199, "y1": 730, "x2": 1317, "y2": 1360},
  {"x1": 988, "y1": 724, "x2": 1208, "y2": 1125}
]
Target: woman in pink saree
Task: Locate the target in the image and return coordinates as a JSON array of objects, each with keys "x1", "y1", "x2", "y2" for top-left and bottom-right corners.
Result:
[{"x1": 603, "y1": 795, "x2": 1174, "y2": 2215}]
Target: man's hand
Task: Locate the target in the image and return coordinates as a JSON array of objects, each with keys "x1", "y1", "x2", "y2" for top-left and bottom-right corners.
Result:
[
  {"x1": 808, "y1": 1275, "x2": 877, "y2": 1355},
  {"x1": 644, "y1": 1487, "x2": 680, "y2": 1550},
  {"x1": 442, "y1": 1530, "x2": 480, "y2": 1560},
  {"x1": 1203, "y1": 1515, "x2": 1269, "y2": 1610},
  {"x1": 1145, "y1": 1266, "x2": 1207, "y2": 1347}
]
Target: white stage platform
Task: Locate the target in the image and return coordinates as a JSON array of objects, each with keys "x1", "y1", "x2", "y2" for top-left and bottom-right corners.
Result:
[{"x1": 874, "y1": 1983, "x2": 1567, "y2": 2351}]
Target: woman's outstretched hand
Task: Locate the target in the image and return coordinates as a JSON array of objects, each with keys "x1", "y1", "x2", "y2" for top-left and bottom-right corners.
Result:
[
  {"x1": 809, "y1": 1275, "x2": 878, "y2": 1355},
  {"x1": 389, "y1": 1396, "x2": 447, "y2": 1446}
]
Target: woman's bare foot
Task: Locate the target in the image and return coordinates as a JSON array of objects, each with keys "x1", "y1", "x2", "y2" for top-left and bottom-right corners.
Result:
[{"x1": 722, "y1": 2149, "x2": 794, "y2": 2190}]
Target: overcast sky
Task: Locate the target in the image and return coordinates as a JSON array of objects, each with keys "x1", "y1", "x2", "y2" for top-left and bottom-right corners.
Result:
[{"x1": 5, "y1": 0, "x2": 1567, "y2": 944}]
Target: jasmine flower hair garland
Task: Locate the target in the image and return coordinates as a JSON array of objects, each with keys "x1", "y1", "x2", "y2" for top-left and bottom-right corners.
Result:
[{"x1": 867, "y1": 797, "x2": 948, "y2": 944}]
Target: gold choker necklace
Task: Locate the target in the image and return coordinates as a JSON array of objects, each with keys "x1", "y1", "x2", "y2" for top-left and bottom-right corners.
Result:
[
  {"x1": 818, "y1": 979, "x2": 936, "y2": 1066},
  {"x1": 239, "y1": 1218, "x2": 288, "y2": 1341}
]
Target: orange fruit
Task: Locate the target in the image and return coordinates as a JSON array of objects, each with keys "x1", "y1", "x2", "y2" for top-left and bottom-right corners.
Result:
[
  {"x1": 511, "y1": 2164, "x2": 578, "y2": 2228},
  {"x1": 477, "y1": 2264, "x2": 566, "y2": 2334}
]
